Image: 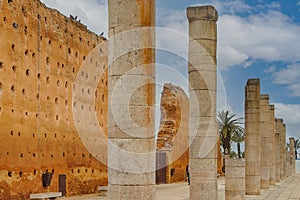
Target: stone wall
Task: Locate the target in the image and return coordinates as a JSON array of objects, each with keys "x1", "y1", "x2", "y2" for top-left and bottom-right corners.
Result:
[
  {"x1": 157, "y1": 83, "x2": 189, "y2": 183},
  {"x1": 0, "y1": 0, "x2": 108, "y2": 199}
]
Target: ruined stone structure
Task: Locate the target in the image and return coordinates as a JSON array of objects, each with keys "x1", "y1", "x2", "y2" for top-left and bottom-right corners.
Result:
[
  {"x1": 157, "y1": 83, "x2": 189, "y2": 183},
  {"x1": 107, "y1": 0, "x2": 156, "y2": 199},
  {"x1": 187, "y1": 6, "x2": 218, "y2": 200},
  {"x1": 244, "y1": 79, "x2": 261, "y2": 195},
  {"x1": 260, "y1": 94, "x2": 270, "y2": 189},
  {"x1": 0, "y1": 0, "x2": 108, "y2": 199},
  {"x1": 225, "y1": 158, "x2": 245, "y2": 200},
  {"x1": 268, "y1": 105, "x2": 276, "y2": 185}
]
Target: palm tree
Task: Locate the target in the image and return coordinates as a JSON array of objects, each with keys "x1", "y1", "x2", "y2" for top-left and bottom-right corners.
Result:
[
  {"x1": 217, "y1": 110, "x2": 244, "y2": 155},
  {"x1": 231, "y1": 129, "x2": 245, "y2": 158},
  {"x1": 295, "y1": 139, "x2": 300, "y2": 159}
]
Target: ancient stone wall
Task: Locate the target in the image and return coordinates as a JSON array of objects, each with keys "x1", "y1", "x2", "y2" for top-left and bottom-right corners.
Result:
[
  {"x1": 0, "y1": 0, "x2": 108, "y2": 199},
  {"x1": 157, "y1": 83, "x2": 189, "y2": 183}
]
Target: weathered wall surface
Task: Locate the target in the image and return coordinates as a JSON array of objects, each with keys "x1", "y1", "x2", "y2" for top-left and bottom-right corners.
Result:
[
  {"x1": 0, "y1": 0, "x2": 108, "y2": 199},
  {"x1": 157, "y1": 83, "x2": 189, "y2": 183}
]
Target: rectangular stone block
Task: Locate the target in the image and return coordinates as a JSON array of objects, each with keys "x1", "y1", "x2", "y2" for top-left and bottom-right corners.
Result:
[
  {"x1": 189, "y1": 89, "x2": 216, "y2": 117},
  {"x1": 190, "y1": 158, "x2": 217, "y2": 175},
  {"x1": 225, "y1": 167, "x2": 245, "y2": 178},
  {"x1": 108, "y1": 138, "x2": 156, "y2": 175},
  {"x1": 189, "y1": 136, "x2": 217, "y2": 159},
  {"x1": 225, "y1": 158, "x2": 245, "y2": 167},
  {"x1": 245, "y1": 112, "x2": 260, "y2": 124},
  {"x1": 189, "y1": 116, "x2": 218, "y2": 138},
  {"x1": 108, "y1": 125, "x2": 155, "y2": 139},
  {"x1": 188, "y1": 55, "x2": 216, "y2": 72},
  {"x1": 108, "y1": 53, "x2": 155, "y2": 77},
  {"x1": 108, "y1": 105, "x2": 155, "y2": 138},
  {"x1": 189, "y1": 70, "x2": 216, "y2": 91},
  {"x1": 225, "y1": 191, "x2": 245, "y2": 200},
  {"x1": 108, "y1": 168, "x2": 155, "y2": 185},
  {"x1": 245, "y1": 175, "x2": 260, "y2": 195},
  {"x1": 225, "y1": 177, "x2": 245, "y2": 190},
  {"x1": 245, "y1": 161, "x2": 260, "y2": 175},
  {"x1": 245, "y1": 85, "x2": 260, "y2": 93},
  {"x1": 190, "y1": 188, "x2": 218, "y2": 200},
  {"x1": 188, "y1": 20, "x2": 217, "y2": 41},
  {"x1": 244, "y1": 135, "x2": 260, "y2": 147}
]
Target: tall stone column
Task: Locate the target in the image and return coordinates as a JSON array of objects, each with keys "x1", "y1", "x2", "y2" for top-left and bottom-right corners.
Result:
[
  {"x1": 269, "y1": 105, "x2": 276, "y2": 185},
  {"x1": 275, "y1": 118, "x2": 281, "y2": 182},
  {"x1": 187, "y1": 6, "x2": 218, "y2": 200},
  {"x1": 245, "y1": 79, "x2": 261, "y2": 195},
  {"x1": 280, "y1": 121, "x2": 287, "y2": 179},
  {"x1": 289, "y1": 137, "x2": 296, "y2": 174},
  {"x1": 107, "y1": 1, "x2": 156, "y2": 199},
  {"x1": 260, "y1": 94, "x2": 269, "y2": 189},
  {"x1": 282, "y1": 123, "x2": 287, "y2": 178}
]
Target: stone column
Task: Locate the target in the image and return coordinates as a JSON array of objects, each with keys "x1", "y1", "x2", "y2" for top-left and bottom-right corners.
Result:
[
  {"x1": 187, "y1": 6, "x2": 218, "y2": 200},
  {"x1": 245, "y1": 79, "x2": 261, "y2": 195},
  {"x1": 107, "y1": 1, "x2": 156, "y2": 199},
  {"x1": 260, "y1": 94, "x2": 269, "y2": 189},
  {"x1": 225, "y1": 158, "x2": 245, "y2": 200},
  {"x1": 269, "y1": 105, "x2": 276, "y2": 185},
  {"x1": 275, "y1": 118, "x2": 281, "y2": 182},
  {"x1": 280, "y1": 121, "x2": 286, "y2": 179},
  {"x1": 289, "y1": 137, "x2": 296, "y2": 174}
]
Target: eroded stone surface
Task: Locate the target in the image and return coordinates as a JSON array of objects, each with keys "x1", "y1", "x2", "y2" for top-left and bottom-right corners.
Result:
[{"x1": 156, "y1": 83, "x2": 189, "y2": 183}]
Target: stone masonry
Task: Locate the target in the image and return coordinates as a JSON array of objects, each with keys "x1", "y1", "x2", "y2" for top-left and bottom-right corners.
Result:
[
  {"x1": 225, "y1": 158, "x2": 245, "y2": 200},
  {"x1": 107, "y1": 0, "x2": 156, "y2": 199},
  {"x1": 187, "y1": 6, "x2": 218, "y2": 200},
  {"x1": 245, "y1": 79, "x2": 261, "y2": 195},
  {"x1": 0, "y1": 0, "x2": 108, "y2": 198},
  {"x1": 260, "y1": 94, "x2": 270, "y2": 189}
]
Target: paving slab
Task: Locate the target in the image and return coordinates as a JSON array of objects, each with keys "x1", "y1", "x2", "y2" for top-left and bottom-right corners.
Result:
[{"x1": 58, "y1": 173, "x2": 300, "y2": 200}]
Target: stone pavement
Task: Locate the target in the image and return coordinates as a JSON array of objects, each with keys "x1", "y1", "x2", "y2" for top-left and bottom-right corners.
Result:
[{"x1": 58, "y1": 173, "x2": 300, "y2": 200}]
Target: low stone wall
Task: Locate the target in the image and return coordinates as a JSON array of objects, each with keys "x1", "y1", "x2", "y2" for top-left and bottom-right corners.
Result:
[{"x1": 225, "y1": 158, "x2": 245, "y2": 200}]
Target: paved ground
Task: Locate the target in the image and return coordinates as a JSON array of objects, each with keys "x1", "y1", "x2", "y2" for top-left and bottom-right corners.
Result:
[{"x1": 59, "y1": 173, "x2": 300, "y2": 200}]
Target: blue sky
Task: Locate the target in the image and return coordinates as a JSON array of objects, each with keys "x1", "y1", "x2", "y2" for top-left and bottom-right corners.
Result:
[{"x1": 41, "y1": 0, "x2": 300, "y2": 140}]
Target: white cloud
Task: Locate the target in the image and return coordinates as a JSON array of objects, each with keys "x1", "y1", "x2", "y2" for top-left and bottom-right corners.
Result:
[
  {"x1": 41, "y1": 0, "x2": 108, "y2": 36},
  {"x1": 274, "y1": 103, "x2": 300, "y2": 138},
  {"x1": 264, "y1": 65, "x2": 276, "y2": 73},
  {"x1": 271, "y1": 63, "x2": 300, "y2": 96},
  {"x1": 218, "y1": 11, "x2": 300, "y2": 69},
  {"x1": 157, "y1": 1, "x2": 300, "y2": 70}
]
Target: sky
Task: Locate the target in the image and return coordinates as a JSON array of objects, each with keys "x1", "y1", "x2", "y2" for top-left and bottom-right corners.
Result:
[{"x1": 40, "y1": 0, "x2": 300, "y2": 141}]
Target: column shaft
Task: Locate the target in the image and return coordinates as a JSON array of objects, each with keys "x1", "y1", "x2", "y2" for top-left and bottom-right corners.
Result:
[
  {"x1": 269, "y1": 105, "x2": 276, "y2": 185},
  {"x1": 260, "y1": 94, "x2": 269, "y2": 189},
  {"x1": 245, "y1": 79, "x2": 261, "y2": 195},
  {"x1": 275, "y1": 119, "x2": 281, "y2": 182},
  {"x1": 187, "y1": 6, "x2": 218, "y2": 200},
  {"x1": 107, "y1": 1, "x2": 156, "y2": 199}
]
